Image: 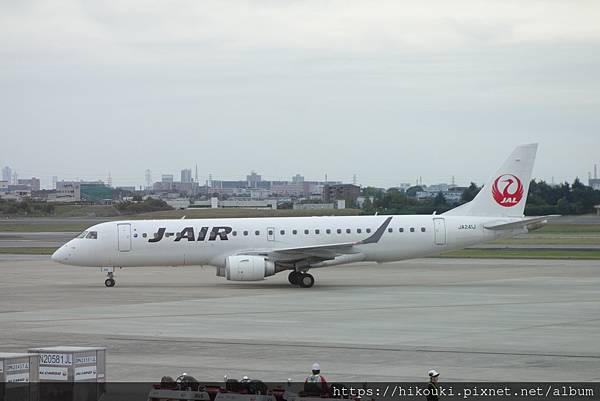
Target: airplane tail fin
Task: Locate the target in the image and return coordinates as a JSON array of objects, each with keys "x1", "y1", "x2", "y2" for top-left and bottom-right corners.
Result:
[{"x1": 444, "y1": 143, "x2": 538, "y2": 217}]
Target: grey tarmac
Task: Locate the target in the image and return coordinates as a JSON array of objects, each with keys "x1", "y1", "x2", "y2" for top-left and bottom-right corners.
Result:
[{"x1": 0, "y1": 257, "x2": 598, "y2": 382}]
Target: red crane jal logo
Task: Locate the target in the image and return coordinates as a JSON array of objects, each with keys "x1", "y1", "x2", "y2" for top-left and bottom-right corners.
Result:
[{"x1": 492, "y1": 174, "x2": 524, "y2": 207}]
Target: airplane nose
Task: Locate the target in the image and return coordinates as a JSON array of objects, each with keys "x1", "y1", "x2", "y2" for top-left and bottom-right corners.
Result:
[
  {"x1": 51, "y1": 246, "x2": 68, "y2": 263},
  {"x1": 51, "y1": 248, "x2": 61, "y2": 262}
]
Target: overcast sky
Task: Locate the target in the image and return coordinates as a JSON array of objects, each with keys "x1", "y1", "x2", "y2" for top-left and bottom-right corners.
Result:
[{"x1": 1, "y1": 0, "x2": 600, "y2": 189}]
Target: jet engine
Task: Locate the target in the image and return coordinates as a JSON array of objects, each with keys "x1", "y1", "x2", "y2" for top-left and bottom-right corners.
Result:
[{"x1": 225, "y1": 255, "x2": 276, "y2": 281}]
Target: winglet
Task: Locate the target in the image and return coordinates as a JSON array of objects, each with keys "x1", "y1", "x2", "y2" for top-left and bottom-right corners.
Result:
[{"x1": 357, "y1": 216, "x2": 393, "y2": 244}]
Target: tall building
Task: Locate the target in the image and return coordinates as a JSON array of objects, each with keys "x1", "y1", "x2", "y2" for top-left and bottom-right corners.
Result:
[
  {"x1": 145, "y1": 169, "x2": 152, "y2": 189},
  {"x1": 161, "y1": 174, "x2": 174, "y2": 183},
  {"x1": 181, "y1": 169, "x2": 192, "y2": 183},
  {"x1": 2, "y1": 166, "x2": 12, "y2": 183},
  {"x1": 52, "y1": 176, "x2": 58, "y2": 190},
  {"x1": 292, "y1": 174, "x2": 304, "y2": 184},
  {"x1": 247, "y1": 171, "x2": 261, "y2": 188},
  {"x1": 589, "y1": 164, "x2": 600, "y2": 190}
]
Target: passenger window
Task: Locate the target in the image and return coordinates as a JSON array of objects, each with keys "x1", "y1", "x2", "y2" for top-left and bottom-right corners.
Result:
[
  {"x1": 357, "y1": 229, "x2": 362, "y2": 234},
  {"x1": 280, "y1": 230, "x2": 285, "y2": 235},
  {"x1": 86, "y1": 231, "x2": 98, "y2": 239},
  {"x1": 366, "y1": 228, "x2": 371, "y2": 233},
  {"x1": 410, "y1": 227, "x2": 415, "y2": 232},
  {"x1": 232, "y1": 231, "x2": 237, "y2": 236},
  {"x1": 346, "y1": 229, "x2": 351, "y2": 234},
  {"x1": 133, "y1": 233, "x2": 138, "y2": 238},
  {"x1": 268, "y1": 229, "x2": 274, "y2": 235},
  {"x1": 421, "y1": 227, "x2": 426, "y2": 232},
  {"x1": 315, "y1": 229, "x2": 320, "y2": 234},
  {"x1": 255, "y1": 230, "x2": 260, "y2": 236},
  {"x1": 243, "y1": 231, "x2": 249, "y2": 236},
  {"x1": 76, "y1": 231, "x2": 87, "y2": 239},
  {"x1": 387, "y1": 228, "x2": 393, "y2": 233},
  {"x1": 326, "y1": 229, "x2": 331, "y2": 234},
  {"x1": 337, "y1": 229, "x2": 342, "y2": 234},
  {"x1": 304, "y1": 229, "x2": 309, "y2": 234},
  {"x1": 399, "y1": 228, "x2": 404, "y2": 233},
  {"x1": 142, "y1": 233, "x2": 147, "y2": 238},
  {"x1": 293, "y1": 230, "x2": 298, "y2": 235}
]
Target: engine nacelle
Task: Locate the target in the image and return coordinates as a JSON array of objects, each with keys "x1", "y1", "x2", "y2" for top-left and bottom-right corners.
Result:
[{"x1": 225, "y1": 255, "x2": 276, "y2": 281}]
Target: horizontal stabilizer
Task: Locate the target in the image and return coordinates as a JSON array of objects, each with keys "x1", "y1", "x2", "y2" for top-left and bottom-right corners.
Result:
[{"x1": 483, "y1": 215, "x2": 559, "y2": 231}]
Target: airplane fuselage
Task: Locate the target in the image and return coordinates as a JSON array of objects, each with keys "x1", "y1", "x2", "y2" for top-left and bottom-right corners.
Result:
[{"x1": 52, "y1": 214, "x2": 522, "y2": 269}]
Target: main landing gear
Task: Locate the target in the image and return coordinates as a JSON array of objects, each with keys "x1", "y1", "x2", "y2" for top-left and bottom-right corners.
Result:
[
  {"x1": 103, "y1": 268, "x2": 116, "y2": 288},
  {"x1": 288, "y1": 270, "x2": 315, "y2": 288}
]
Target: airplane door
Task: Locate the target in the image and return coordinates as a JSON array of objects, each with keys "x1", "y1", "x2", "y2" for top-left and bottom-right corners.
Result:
[
  {"x1": 433, "y1": 218, "x2": 446, "y2": 245},
  {"x1": 118, "y1": 223, "x2": 132, "y2": 252},
  {"x1": 267, "y1": 227, "x2": 275, "y2": 241}
]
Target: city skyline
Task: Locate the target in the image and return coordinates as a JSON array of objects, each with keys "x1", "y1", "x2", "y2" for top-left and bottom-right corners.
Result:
[{"x1": 2, "y1": 161, "x2": 599, "y2": 191}]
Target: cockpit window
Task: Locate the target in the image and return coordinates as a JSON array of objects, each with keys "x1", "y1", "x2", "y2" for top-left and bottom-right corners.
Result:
[
  {"x1": 76, "y1": 231, "x2": 88, "y2": 239},
  {"x1": 86, "y1": 231, "x2": 98, "y2": 239}
]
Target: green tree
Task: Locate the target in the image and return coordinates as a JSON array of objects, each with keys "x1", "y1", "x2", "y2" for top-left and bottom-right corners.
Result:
[
  {"x1": 405, "y1": 186, "x2": 422, "y2": 197},
  {"x1": 362, "y1": 198, "x2": 376, "y2": 215},
  {"x1": 460, "y1": 182, "x2": 481, "y2": 203},
  {"x1": 361, "y1": 186, "x2": 382, "y2": 197},
  {"x1": 433, "y1": 192, "x2": 447, "y2": 207},
  {"x1": 556, "y1": 197, "x2": 571, "y2": 215}
]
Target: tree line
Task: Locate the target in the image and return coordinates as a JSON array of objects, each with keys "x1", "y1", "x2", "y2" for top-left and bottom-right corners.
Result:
[{"x1": 361, "y1": 179, "x2": 600, "y2": 216}]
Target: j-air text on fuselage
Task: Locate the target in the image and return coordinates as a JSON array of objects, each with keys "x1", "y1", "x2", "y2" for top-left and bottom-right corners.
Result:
[
  {"x1": 150, "y1": 226, "x2": 233, "y2": 242},
  {"x1": 52, "y1": 143, "x2": 555, "y2": 289}
]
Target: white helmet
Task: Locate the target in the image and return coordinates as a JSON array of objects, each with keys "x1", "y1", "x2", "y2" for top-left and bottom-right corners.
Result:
[
  {"x1": 428, "y1": 369, "x2": 439, "y2": 377},
  {"x1": 312, "y1": 362, "x2": 320, "y2": 371}
]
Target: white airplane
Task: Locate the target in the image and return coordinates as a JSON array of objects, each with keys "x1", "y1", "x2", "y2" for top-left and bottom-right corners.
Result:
[{"x1": 52, "y1": 143, "x2": 549, "y2": 288}]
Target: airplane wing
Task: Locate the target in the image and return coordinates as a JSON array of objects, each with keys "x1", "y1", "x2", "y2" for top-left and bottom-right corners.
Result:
[
  {"x1": 483, "y1": 215, "x2": 559, "y2": 231},
  {"x1": 239, "y1": 216, "x2": 393, "y2": 263}
]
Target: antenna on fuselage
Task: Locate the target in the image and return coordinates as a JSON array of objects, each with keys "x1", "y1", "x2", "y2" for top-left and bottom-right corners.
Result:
[{"x1": 181, "y1": 216, "x2": 186, "y2": 219}]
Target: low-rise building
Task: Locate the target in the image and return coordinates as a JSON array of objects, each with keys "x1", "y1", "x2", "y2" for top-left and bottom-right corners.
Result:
[
  {"x1": 416, "y1": 190, "x2": 462, "y2": 203},
  {"x1": 166, "y1": 198, "x2": 191, "y2": 210},
  {"x1": 322, "y1": 184, "x2": 360, "y2": 207},
  {"x1": 56, "y1": 181, "x2": 81, "y2": 201},
  {"x1": 17, "y1": 178, "x2": 41, "y2": 191},
  {"x1": 293, "y1": 203, "x2": 335, "y2": 210},
  {"x1": 0, "y1": 188, "x2": 32, "y2": 201},
  {"x1": 190, "y1": 198, "x2": 276, "y2": 209}
]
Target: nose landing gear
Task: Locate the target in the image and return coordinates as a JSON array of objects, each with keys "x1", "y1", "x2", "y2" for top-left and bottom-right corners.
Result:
[{"x1": 288, "y1": 270, "x2": 315, "y2": 288}]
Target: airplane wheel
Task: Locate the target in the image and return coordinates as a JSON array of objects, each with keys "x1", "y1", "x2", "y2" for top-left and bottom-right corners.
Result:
[
  {"x1": 105, "y1": 278, "x2": 115, "y2": 288},
  {"x1": 288, "y1": 271, "x2": 301, "y2": 285},
  {"x1": 299, "y1": 273, "x2": 314, "y2": 288}
]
